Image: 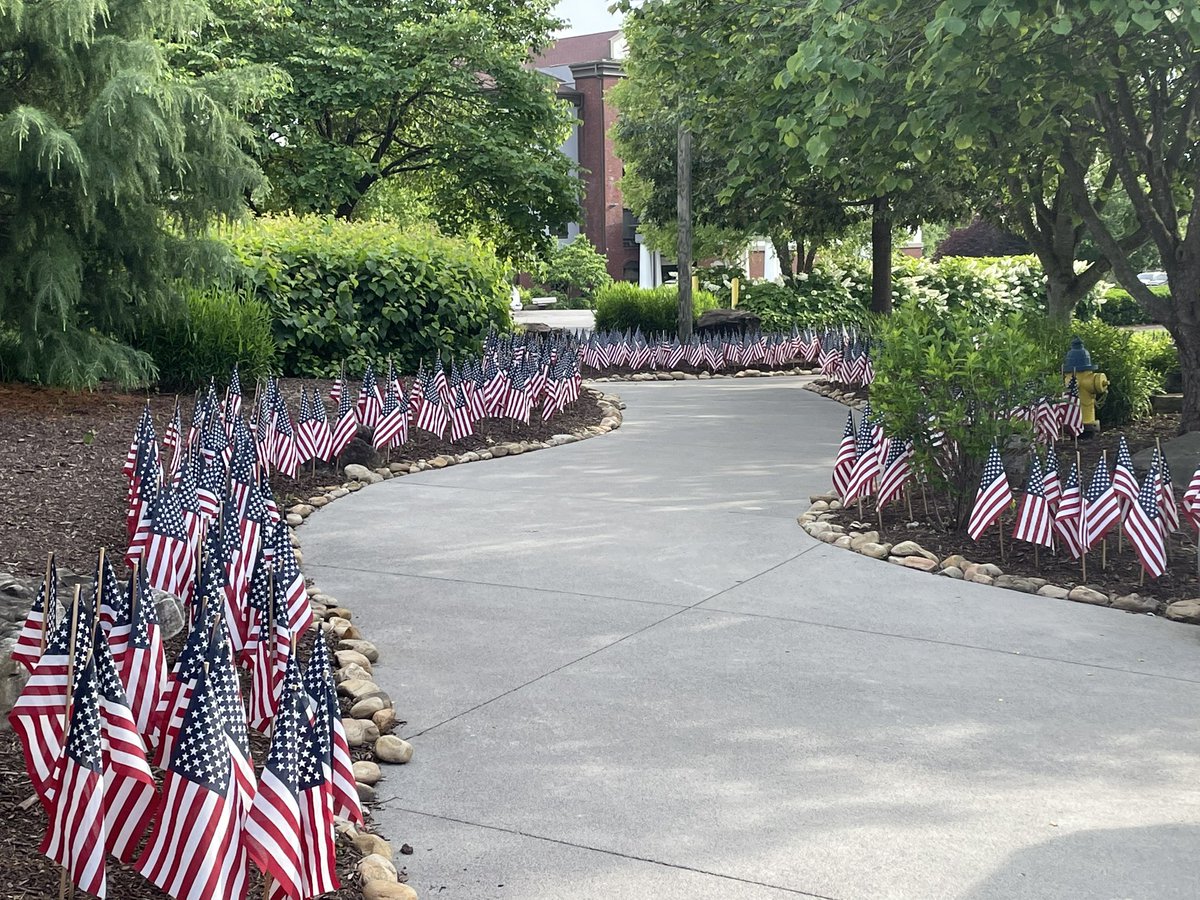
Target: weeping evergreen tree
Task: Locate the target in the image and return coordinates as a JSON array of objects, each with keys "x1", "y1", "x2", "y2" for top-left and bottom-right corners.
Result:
[{"x1": 0, "y1": 0, "x2": 269, "y2": 387}]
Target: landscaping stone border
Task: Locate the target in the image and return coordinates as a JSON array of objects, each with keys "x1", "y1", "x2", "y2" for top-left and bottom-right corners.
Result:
[
  {"x1": 796, "y1": 493, "x2": 1200, "y2": 625},
  {"x1": 803, "y1": 378, "x2": 866, "y2": 409}
]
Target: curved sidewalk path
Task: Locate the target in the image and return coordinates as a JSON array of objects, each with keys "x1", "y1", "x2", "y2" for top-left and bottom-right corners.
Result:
[{"x1": 304, "y1": 380, "x2": 1200, "y2": 900}]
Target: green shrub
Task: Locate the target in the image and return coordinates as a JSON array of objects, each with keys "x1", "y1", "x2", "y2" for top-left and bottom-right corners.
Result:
[
  {"x1": 225, "y1": 216, "x2": 512, "y2": 376},
  {"x1": 1089, "y1": 286, "x2": 1166, "y2": 326},
  {"x1": 738, "y1": 271, "x2": 871, "y2": 330},
  {"x1": 873, "y1": 306, "x2": 1055, "y2": 528},
  {"x1": 129, "y1": 286, "x2": 276, "y2": 390},
  {"x1": 534, "y1": 236, "x2": 612, "y2": 306},
  {"x1": 1032, "y1": 318, "x2": 1160, "y2": 426},
  {"x1": 1132, "y1": 330, "x2": 1179, "y2": 389},
  {"x1": 593, "y1": 283, "x2": 718, "y2": 333}
]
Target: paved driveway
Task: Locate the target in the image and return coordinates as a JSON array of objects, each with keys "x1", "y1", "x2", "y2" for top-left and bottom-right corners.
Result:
[{"x1": 303, "y1": 379, "x2": 1200, "y2": 899}]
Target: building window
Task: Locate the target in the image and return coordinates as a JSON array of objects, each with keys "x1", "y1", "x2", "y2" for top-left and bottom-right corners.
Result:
[
  {"x1": 622, "y1": 209, "x2": 639, "y2": 249},
  {"x1": 622, "y1": 260, "x2": 639, "y2": 283}
]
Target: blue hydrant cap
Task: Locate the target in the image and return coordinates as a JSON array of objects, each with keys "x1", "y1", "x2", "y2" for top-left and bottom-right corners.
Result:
[{"x1": 1063, "y1": 336, "x2": 1094, "y2": 373}]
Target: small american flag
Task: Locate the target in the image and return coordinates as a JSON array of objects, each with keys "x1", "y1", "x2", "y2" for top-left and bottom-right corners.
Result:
[
  {"x1": 373, "y1": 376, "x2": 407, "y2": 451},
  {"x1": 113, "y1": 563, "x2": 166, "y2": 739},
  {"x1": 1184, "y1": 462, "x2": 1200, "y2": 531},
  {"x1": 142, "y1": 488, "x2": 193, "y2": 600},
  {"x1": 1083, "y1": 457, "x2": 1122, "y2": 549},
  {"x1": 272, "y1": 520, "x2": 312, "y2": 635},
  {"x1": 876, "y1": 438, "x2": 913, "y2": 512},
  {"x1": 225, "y1": 365, "x2": 243, "y2": 422},
  {"x1": 1053, "y1": 461, "x2": 1085, "y2": 559},
  {"x1": 137, "y1": 632, "x2": 251, "y2": 900},
  {"x1": 1125, "y1": 464, "x2": 1167, "y2": 577},
  {"x1": 1061, "y1": 374, "x2": 1084, "y2": 437},
  {"x1": 1042, "y1": 447, "x2": 1062, "y2": 510},
  {"x1": 330, "y1": 376, "x2": 359, "y2": 457},
  {"x1": 296, "y1": 663, "x2": 341, "y2": 897},
  {"x1": 450, "y1": 384, "x2": 475, "y2": 442},
  {"x1": 357, "y1": 361, "x2": 384, "y2": 429},
  {"x1": 831, "y1": 412, "x2": 856, "y2": 499},
  {"x1": 303, "y1": 629, "x2": 364, "y2": 825},
  {"x1": 244, "y1": 658, "x2": 305, "y2": 897},
  {"x1": 1113, "y1": 436, "x2": 1139, "y2": 506},
  {"x1": 196, "y1": 454, "x2": 225, "y2": 522},
  {"x1": 11, "y1": 554, "x2": 56, "y2": 673},
  {"x1": 1012, "y1": 453, "x2": 1054, "y2": 549},
  {"x1": 968, "y1": 446, "x2": 1014, "y2": 541},
  {"x1": 416, "y1": 362, "x2": 450, "y2": 437},
  {"x1": 842, "y1": 406, "x2": 881, "y2": 504},
  {"x1": 1155, "y1": 449, "x2": 1181, "y2": 533},
  {"x1": 38, "y1": 651, "x2": 107, "y2": 898}
]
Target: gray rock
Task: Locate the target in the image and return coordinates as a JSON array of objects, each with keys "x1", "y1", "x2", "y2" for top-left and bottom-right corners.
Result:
[
  {"x1": 344, "y1": 464, "x2": 383, "y2": 484},
  {"x1": 1067, "y1": 585, "x2": 1109, "y2": 606},
  {"x1": 1165, "y1": 598, "x2": 1200, "y2": 623},
  {"x1": 1112, "y1": 592, "x2": 1158, "y2": 614},
  {"x1": 1037, "y1": 584, "x2": 1071, "y2": 600},
  {"x1": 374, "y1": 735, "x2": 414, "y2": 765},
  {"x1": 858, "y1": 542, "x2": 891, "y2": 560},
  {"x1": 939, "y1": 566, "x2": 964, "y2": 579},
  {"x1": 993, "y1": 574, "x2": 1040, "y2": 594}
]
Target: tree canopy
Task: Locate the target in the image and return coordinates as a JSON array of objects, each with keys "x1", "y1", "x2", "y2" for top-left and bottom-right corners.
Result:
[
  {"x1": 0, "y1": 0, "x2": 268, "y2": 387},
  {"x1": 202, "y1": 0, "x2": 580, "y2": 259}
]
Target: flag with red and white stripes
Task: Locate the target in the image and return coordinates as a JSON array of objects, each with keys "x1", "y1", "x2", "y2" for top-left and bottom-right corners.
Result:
[
  {"x1": 112, "y1": 564, "x2": 167, "y2": 739},
  {"x1": 831, "y1": 412, "x2": 856, "y2": 499},
  {"x1": 303, "y1": 629, "x2": 363, "y2": 825},
  {"x1": 1083, "y1": 457, "x2": 1122, "y2": 549},
  {"x1": 137, "y1": 641, "x2": 250, "y2": 900},
  {"x1": 10, "y1": 555, "x2": 57, "y2": 673},
  {"x1": 967, "y1": 446, "x2": 1013, "y2": 541},
  {"x1": 1061, "y1": 374, "x2": 1084, "y2": 438},
  {"x1": 1155, "y1": 449, "x2": 1181, "y2": 533},
  {"x1": 1012, "y1": 453, "x2": 1054, "y2": 549},
  {"x1": 330, "y1": 379, "x2": 359, "y2": 459},
  {"x1": 39, "y1": 651, "x2": 108, "y2": 898},
  {"x1": 1053, "y1": 461, "x2": 1085, "y2": 559},
  {"x1": 876, "y1": 438, "x2": 913, "y2": 512},
  {"x1": 1042, "y1": 447, "x2": 1062, "y2": 511},
  {"x1": 1125, "y1": 465, "x2": 1167, "y2": 578},
  {"x1": 1113, "y1": 436, "x2": 1139, "y2": 506}
]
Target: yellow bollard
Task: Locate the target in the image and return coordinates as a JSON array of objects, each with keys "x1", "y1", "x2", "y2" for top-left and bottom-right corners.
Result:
[{"x1": 731, "y1": 277, "x2": 740, "y2": 308}]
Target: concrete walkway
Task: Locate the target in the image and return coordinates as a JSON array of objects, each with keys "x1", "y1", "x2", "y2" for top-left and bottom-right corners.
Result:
[{"x1": 303, "y1": 380, "x2": 1200, "y2": 900}]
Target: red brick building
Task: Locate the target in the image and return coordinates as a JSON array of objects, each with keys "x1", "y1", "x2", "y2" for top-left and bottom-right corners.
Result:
[{"x1": 535, "y1": 31, "x2": 649, "y2": 284}]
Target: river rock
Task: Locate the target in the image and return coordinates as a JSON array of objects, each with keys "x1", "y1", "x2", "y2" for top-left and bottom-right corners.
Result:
[
  {"x1": 357, "y1": 853, "x2": 398, "y2": 883},
  {"x1": 344, "y1": 464, "x2": 383, "y2": 484},
  {"x1": 363, "y1": 883, "x2": 418, "y2": 900},
  {"x1": 372, "y1": 708, "x2": 400, "y2": 732},
  {"x1": 353, "y1": 760, "x2": 382, "y2": 785},
  {"x1": 939, "y1": 566, "x2": 964, "y2": 579},
  {"x1": 858, "y1": 542, "x2": 891, "y2": 560},
  {"x1": 901, "y1": 556, "x2": 938, "y2": 572},
  {"x1": 356, "y1": 782, "x2": 377, "y2": 803},
  {"x1": 337, "y1": 678, "x2": 378, "y2": 700},
  {"x1": 1166, "y1": 598, "x2": 1200, "y2": 623},
  {"x1": 339, "y1": 639, "x2": 380, "y2": 663},
  {"x1": 1112, "y1": 592, "x2": 1158, "y2": 613},
  {"x1": 335, "y1": 649, "x2": 373, "y2": 672},
  {"x1": 290, "y1": 504, "x2": 315, "y2": 518},
  {"x1": 891, "y1": 541, "x2": 938, "y2": 562},
  {"x1": 351, "y1": 695, "x2": 391, "y2": 718},
  {"x1": 354, "y1": 832, "x2": 393, "y2": 860},
  {"x1": 374, "y1": 735, "x2": 414, "y2": 764},
  {"x1": 993, "y1": 574, "x2": 1040, "y2": 594},
  {"x1": 342, "y1": 718, "x2": 380, "y2": 747},
  {"x1": 941, "y1": 554, "x2": 971, "y2": 570},
  {"x1": 850, "y1": 531, "x2": 879, "y2": 551},
  {"x1": 1067, "y1": 585, "x2": 1109, "y2": 606},
  {"x1": 1037, "y1": 584, "x2": 1071, "y2": 600}
]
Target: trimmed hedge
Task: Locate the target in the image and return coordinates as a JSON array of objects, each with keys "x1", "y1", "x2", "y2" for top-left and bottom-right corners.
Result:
[
  {"x1": 593, "y1": 283, "x2": 718, "y2": 333},
  {"x1": 1087, "y1": 286, "x2": 1167, "y2": 326},
  {"x1": 225, "y1": 216, "x2": 513, "y2": 377},
  {"x1": 131, "y1": 286, "x2": 277, "y2": 390}
]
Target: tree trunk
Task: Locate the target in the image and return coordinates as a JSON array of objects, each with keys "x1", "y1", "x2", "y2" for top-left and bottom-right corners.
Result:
[
  {"x1": 1173, "y1": 321, "x2": 1200, "y2": 434},
  {"x1": 771, "y1": 235, "x2": 793, "y2": 281},
  {"x1": 1045, "y1": 273, "x2": 1076, "y2": 325},
  {"x1": 871, "y1": 196, "x2": 893, "y2": 315},
  {"x1": 676, "y1": 122, "x2": 694, "y2": 342}
]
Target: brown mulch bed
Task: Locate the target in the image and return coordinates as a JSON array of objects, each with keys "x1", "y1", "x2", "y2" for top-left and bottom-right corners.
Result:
[
  {"x1": 826, "y1": 414, "x2": 1200, "y2": 603},
  {"x1": 0, "y1": 380, "x2": 607, "y2": 579}
]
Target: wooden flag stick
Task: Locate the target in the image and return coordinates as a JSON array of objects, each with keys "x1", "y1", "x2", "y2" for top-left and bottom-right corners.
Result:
[
  {"x1": 263, "y1": 874, "x2": 273, "y2": 900},
  {"x1": 57, "y1": 584, "x2": 83, "y2": 900},
  {"x1": 998, "y1": 514, "x2": 1006, "y2": 561},
  {"x1": 905, "y1": 485, "x2": 914, "y2": 521},
  {"x1": 1102, "y1": 537, "x2": 1108, "y2": 570},
  {"x1": 40, "y1": 551, "x2": 54, "y2": 655},
  {"x1": 1034, "y1": 544, "x2": 1039, "y2": 569},
  {"x1": 1078, "y1": 451, "x2": 1087, "y2": 582}
]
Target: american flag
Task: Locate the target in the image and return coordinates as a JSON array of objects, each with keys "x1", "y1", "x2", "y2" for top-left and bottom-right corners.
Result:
[
  {"x1": 841, "y1": 406, "x2": 881, "y2": 504},
  {"x1": 196, "y1": 454, "x2": 225, "y2": 521},
  {"x1": 1125, "y1": 464, "x2": 1167, "y2": 577},
  {"x1": 272, "y1": 519, "x2": 313, "y2": 635},
  {"x1": 163, "y1": 402, "x2": 183, "y2": 477},
  {"x1": 123, "y1": 403, "x2": 156, "y2": 483},
  {"x1": 831, "y1": 412, "x2": 856, "y2": 499},
  {"x1": 1042, "y1": 447, "x2": 1062, "y2": 510},
  {"x1": 357, "y1": 361, "x2": 384, "y2": 429},
  {"x1": 151, "y1": 609, "x2": 214, "y2": 768},
  {"x1": 1113, "y1": 436, "x2": 1139, "y2": 506},
  {"x1": 967, "y1": 446, "x2": 1014, "y2": 541},
  {"x1": 38, "y1": 651, "x2": 107, "y2": 898},
  {"x1": 113, "y1": 563, "x2": 166, "y2": 739},
  {"x1": 1053, "y1": 461, "x2": 1085, "y2": 559},
  {"x1": 303, "y1": 629, "x2": 364, "y2": 825},
  {"x1": 373, "y1": 376, "x2": 407, "y2": 451},
  {"x1": 225, "y1": 365, "x2": 243, "y2": 422},
  {"x1": 137, "y1": 636, "x2": 250, "y2": 900},
  {"x1": 10, "y1": 585, "x2": 93, "y2": 809},
  {"x1": 1083, "y1": 456, "x2": 1122, "y2": 551},
  {"x1": 271, "y1": 387, "x2": 300, "y2": 478},
  {"x1": 1033, "y1": 398, "x2": 1059, "y2": 445},
  {"x1": 142, "y1": 487, "x2": 194, "y2": 600},
  {"x1": 11, "y1": 554, "x2": 56, "y2": 673},
  {"x1": 1155, "y1": 449, "x2": 1181, "y2": 533},
  {"x1": 329, "y1": 375, "x2": 343, "y2": 406},
  {"x1": 91, "y1": 627, "x2": 157, "y2": 863},
  {"x1": 246, "y1": 560, "x2": 290, "y2": 734},
  {"x1": 330, "y1": 377, "x2": 359, "y2": 458},
  {"x1": 244, "y1": 659, "x2": 305, "y2": 898},
  {"x1": 126, "y1": 437, "x2": 161, "y2": 546},
  {"x1": 416, "y1": 363, "x2": 449, "y2": 437},
  {"x1": 201, "y1": 402, "x2": 229, "y2": 466},
  {"x1": 1012, "y1": 453, "x2": 1054, "y2": 549},
  {"x1": 207, "y1": 621, "x2": 257, "y2": 816},
  {"x1": 1184, "y1": 462, "x2": 1200, "y2": 531},
  {"x1": 450, "y1": 384, "x2": 474, "y2": 443},
  {"x1": 296, "y1": 666, "x2": 341, "y2": 897},
  {"x1": 1061, "y1": 374, "x2": 1084, "y2": 437},
  {"x1": 876, "y1": 438, "x2": 914, "y2": 511},
  {"x1": 295, "y1": 387, "x2": 317, "y2": 465}
]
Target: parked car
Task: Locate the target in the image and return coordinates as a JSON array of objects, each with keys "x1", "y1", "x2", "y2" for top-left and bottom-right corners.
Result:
[{"x1": 1138, "y1": 271, "x2": 1169, "y2": 287}]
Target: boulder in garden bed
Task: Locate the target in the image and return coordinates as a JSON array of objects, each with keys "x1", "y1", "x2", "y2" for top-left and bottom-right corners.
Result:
[{"x1": 695, "y1": 308, "x2": 762, "y2": 334}]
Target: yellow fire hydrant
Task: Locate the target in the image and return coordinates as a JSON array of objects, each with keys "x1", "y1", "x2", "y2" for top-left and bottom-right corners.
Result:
[{"x1": 1063, "y1": 337, "x2": 1109, "y2": 434}]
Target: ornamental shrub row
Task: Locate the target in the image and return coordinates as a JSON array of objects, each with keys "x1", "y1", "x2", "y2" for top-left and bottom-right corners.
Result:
[
  {"x1": 593, "y1": 283, "x2": 718, "y2": 333},
  {"x1": 224, "y1": 216, "x2": 513, "y2": 377}
]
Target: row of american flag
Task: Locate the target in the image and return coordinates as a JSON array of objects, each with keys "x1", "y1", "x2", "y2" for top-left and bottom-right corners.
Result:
[
  {"x1": 967, "y1": 436, "x2": 1192, "y2": 578},
  {"x1": 9, "y1": 553, "x2": 360, "y2": 900},
  {"x1": 833, "y1": 401, "x2": 1193, "y2": 578},
  {"x1": 577, "y1": 327, "x2": 816, "y2": 373}
]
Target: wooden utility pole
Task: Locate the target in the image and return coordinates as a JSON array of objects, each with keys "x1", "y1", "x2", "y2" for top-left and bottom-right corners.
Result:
[{"x1": 677, "y1": 121, "x2": 694, "y2": 342}]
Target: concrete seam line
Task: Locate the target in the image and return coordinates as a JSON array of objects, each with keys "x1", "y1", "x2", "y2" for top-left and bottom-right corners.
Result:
[{"x1": 382, "y1": 804, "x2": 843, "y2": 900}]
